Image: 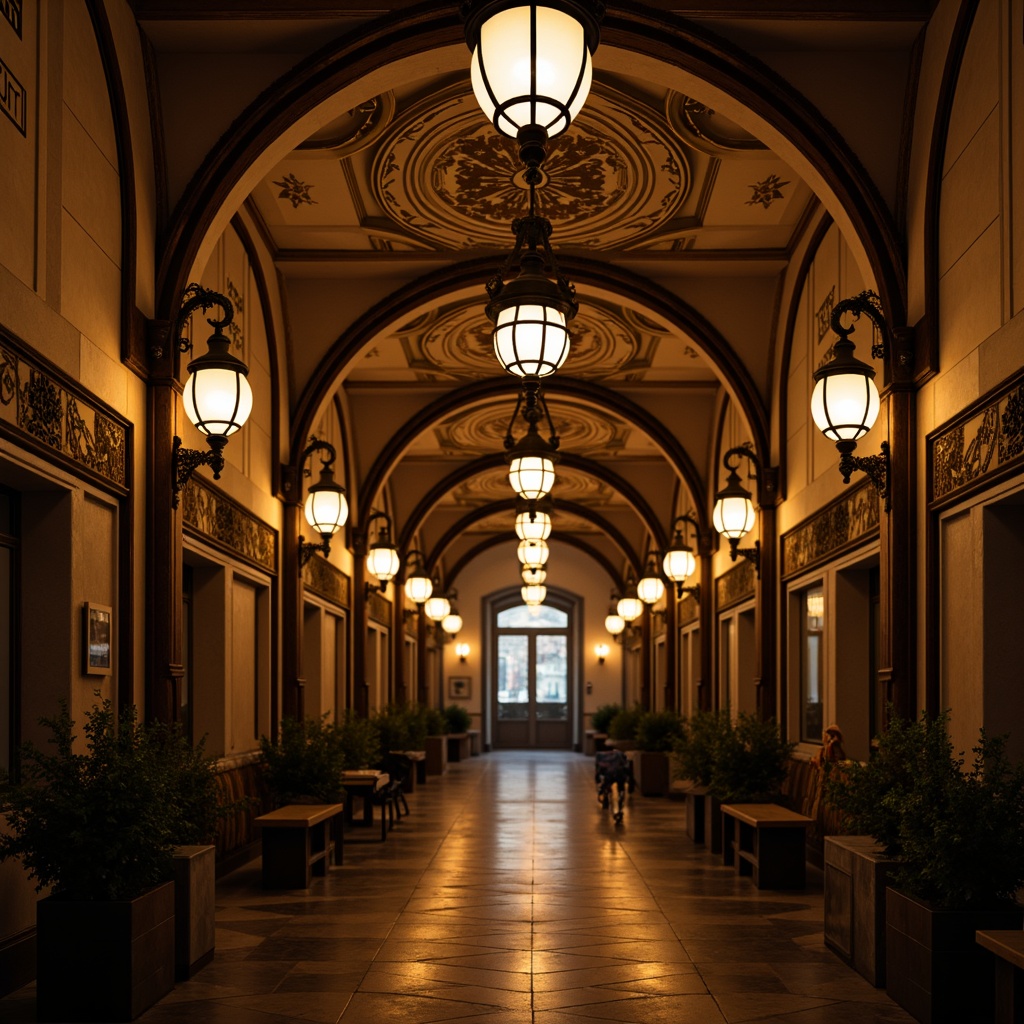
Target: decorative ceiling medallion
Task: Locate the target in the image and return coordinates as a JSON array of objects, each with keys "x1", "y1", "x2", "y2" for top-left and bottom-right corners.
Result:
[
  {"x1": 434, "y1": 403, "x2": 628, "y2": 458},
  {"x1": 450, "y1": 470, "x2": 521, "y2": 505},
  {"x1": 273, "y1": 173, "x2": 317, "y2": 208},
  {"x1": 548, "y1": 468, "x2": 619, "y2": 505},
  {"x1": 746, "y1": 173, "x2": 790, "y2": 209},
  {"x1": 298, "y1": 92, "x2": 396, "y2": 158},
  {"x1": 665, "y1": 94, "x2": 767, "y2": 156},
  {"x1": 372, "y1": 82, "x2": 690, "y2": 250},
  {"x1": 403, "y1": 298, "x2": 649, "y2": 381}
]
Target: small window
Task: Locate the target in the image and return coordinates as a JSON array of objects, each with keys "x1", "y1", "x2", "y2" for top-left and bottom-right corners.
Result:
[
  {"x1": 800, "y1": 585, "x2": 824, "y2": 743},
  {"x1": 496, "y1": 604, "x2": 568, "y2": 628}
]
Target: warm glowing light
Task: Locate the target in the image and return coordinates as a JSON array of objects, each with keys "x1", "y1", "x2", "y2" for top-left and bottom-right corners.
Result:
[
  {"x1": 424, "y1": 596, "x2": 451, "y2": 622},
  {"x1": 515, "y1": 510, "x2": 552, "y2": 542},
  {"x1": 604, "y1": 613, "x2": 625, "y2": 636},
  {"x1": 636, "y1": 574, "x2": 665, "y2": 605},
  {"x1": 616, "y1": 596, "x2": 644, "y2": 623},
  {"x1": 442, "y1": 612, "x2": 463, "y2": 635}
]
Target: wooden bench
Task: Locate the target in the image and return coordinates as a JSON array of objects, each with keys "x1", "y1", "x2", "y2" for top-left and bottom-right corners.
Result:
[
  {"x1": 393, "y1": 750, "x2": 425, "y2": 791},
  {"x1": 341, "y1": 772, "x2": 391, "y2": 841},
  {"x1": 254, "y1": 803, "x2": 344, "y2": 889},
  {"x1": 976, "y1": 930, "x2": 1024, "y2": 1024},
  {"x1": 721, "y1": 802, "x2": 813, "y2": 889}
]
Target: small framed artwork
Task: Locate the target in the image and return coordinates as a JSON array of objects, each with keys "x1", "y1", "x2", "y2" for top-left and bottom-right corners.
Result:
[
  {"x1": 448, "y1": 676, "x2": 471, "y2": 700},
  {"x1": 83, "y1": 602, "x2": 113, "y2": 675}
]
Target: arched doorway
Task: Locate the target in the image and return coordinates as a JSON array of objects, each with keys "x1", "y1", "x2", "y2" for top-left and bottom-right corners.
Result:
[{"x1": 487, "y1": 589, "x2": 580, "y2": 750}]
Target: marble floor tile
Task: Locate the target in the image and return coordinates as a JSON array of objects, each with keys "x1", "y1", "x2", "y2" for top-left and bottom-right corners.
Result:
[{"x1": 0, "y1": 750, "x2": 917, "y2": 1024}]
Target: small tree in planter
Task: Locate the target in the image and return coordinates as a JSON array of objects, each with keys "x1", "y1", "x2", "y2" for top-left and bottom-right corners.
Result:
[
  {"x1": 337, "y1": 711, "x2": 381, "y2": 770},
  {"x1": 0, "y1": 700, "x2": 183, "y2": 1021},
  {"x1": 606, "y1": 704, "x2": 644, "y2": 750},
  {"x1": 372, "y1": 704, "x2": 412, "y2": 755},
  {"x1": 444, "y1": 704, "x2": 472, "y2": 734},
  {"x1": 826, "y1": 710, "x2": 1024, "y2": 1024},
  {"x1": 259, "y1": 714, "x2": 347, "y2": 803},
  {"x1": 708, "y1": 713, "x2": 794, "y2": 804},
  {"x1": 632, "y1": 710, "x2": 684, "y2": 796},
  {"x1": 590, "y1": 703, "x2": 621, "y2": 735}
]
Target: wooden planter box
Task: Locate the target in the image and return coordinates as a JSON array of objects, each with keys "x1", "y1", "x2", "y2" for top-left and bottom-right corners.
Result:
[
  {"x1": 824, "y1": 836, "x2": 893, "y2": 987},
  {"x1": 425, "y1": 735, "x2": 448, "y2": 775},
  {"x1": 37, "y1": 880, "x2": 175, "y2": 1022},
  {"x1": 447, "y1": 732, "x2": 471, "y2": 762},
  {"x1": 682, "y1": 784, "x2": 708, "y2": 844},
  {"x1": 631, "y1": 750, "x2": 670, "y2": 796},
  {"x1": 885, "y1": 887, "x2": 1023, "y2": 1024},
  {"x1": 705, "y1": 793, "x2": 723, "y2": 854},
  {"x1": 172, "y1": 845, "x2": 216, "y2": 980}
]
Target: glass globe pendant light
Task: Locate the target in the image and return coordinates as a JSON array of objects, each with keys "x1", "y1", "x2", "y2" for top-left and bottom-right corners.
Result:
[
  {"x1": 505, "y1": 378, "x2": 560, "y2": 501},
  {"x1": 424, "y1": 593, "x2": 451, "y2": 623},
  {"x1": 663, "y1": 513, "x2": 701, "y2": 599},
  {"x1": 517, "y1": 537, "x2": 550, "y2": 568},
  {"x1": 522, "y1": 583, "x2": 547, "y2": 606},
  {"x1": 604, "y1": 612, "x2": 625, "y2": 637},
  {"x1": 465, "y1": 0, "x2": 601, "y2": 165},
  {"x1": 403, "y1": 549, "x2": 433, "y2": 606},
  {"x1": 522, "y1": 564, "x2": 547, "y2": 586},
  {"x1": 616, "y1": 575, "x2": 644, "y2": 624},
  {"x1": 515, "y1": 497, "x2": 552, "y2": 542},
  {"x1": 636, "y1": 556, "x2": 665, "y2": 606},
  {"x1": 364, "y1": 511, "x2": 400, "y2": 591},
  {"x1": 442, "y1": 611, "x2": 464, "y2": 636}
]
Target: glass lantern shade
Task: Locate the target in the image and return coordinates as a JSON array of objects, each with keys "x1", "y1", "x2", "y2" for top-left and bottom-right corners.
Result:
[
  {"x1": 515, "y1": 510, "x2": 552, "y2": 542},
  {"x1": 810, "y1": 368, "x2": 881, "y2": 443},
  {"x1": 616, "y1": 596, "x2": 644, "y2": 623},
  {"x1": 424, "y1": 596, "x2": 451, "y2": 622},
  {"x1": 712, "y1": 491, "x2": 756, "y2": 541},
  {"x1": 604, "y1": 613, "x2": 625, "y2": 636},
  {"x1": 508, "y1": 454, "x2": 555, "y2": 501},
  {"x1": 662, "y1": 546, "x2": 695, "y2": 584},
  {"x1": 517, "y1": 537, "x2": 550, "y2": 567},
  {"x1": 366, "y1": 544, "x2": 400, "y2": 584},
  {"x1": 182, "y1": 334, "x2": 253, "y2": 438},
  {"x1": 522, "y1": 565, "x2": 547, "y2": 586},
  {"x1": 404, "y1": 574, "x2": 433, "y2": 605},
  {"x1": 469, "y1": 4, "x2": 593, "y2": 141},
  {"x1": 522, "y1": 584, "x2": 546, "y2": 605},
  {"x1": 636, "y1": 574, "x2": 665, "y2": 605},
  {"x1": 303, "y1": 485, "x2": 348, "y2": 539},
  {"x1": 494, "y1": 303, "x2": 570, "y2": 378},
  {"x1": 441, "y1": 612, "x2": 463, "y2": 635}
]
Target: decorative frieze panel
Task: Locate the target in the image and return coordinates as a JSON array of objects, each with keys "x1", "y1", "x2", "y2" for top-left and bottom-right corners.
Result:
[
  {"x1": 929, "y1": 373, "x2": 1024, "y2": 506},
  {"x1": 302, "y1": 554, "x2": 350, "y2": 609},
  {"x1": 0, "y1": 54, "x2": 25, "y2": 134},
  {"x1": 717, "y1": 560, "x2": 755, "y2": 611},
  {"x1": 181, "y1": 477, "x2": 277, "y2": 574},
  {"x1": 677, "y1": 593, "x2": 699, "y2": 626},
  {"x1": 0, "y1": 0, "x2": 21, "y2": 38},
  {"x1": 367, "y1": 590, "x2": 391, "y2": 626},
  {"x1": 0, "y1": 338, "x2": 127, "y2": 491},
  {"x1": 781, "y1": 481, "x2": 878, "y2": 579}
]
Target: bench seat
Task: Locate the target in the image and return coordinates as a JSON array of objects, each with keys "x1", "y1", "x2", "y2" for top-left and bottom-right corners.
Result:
[
  {"x1": 254, "y1": 803, "x2": 344, "y2": 889},
  {"x1": 721, "y1": 802, "x2": 813, "y2": 890},
  {"x1": 976, "y1": 930, "x2": 1024, "y2": 1024}
]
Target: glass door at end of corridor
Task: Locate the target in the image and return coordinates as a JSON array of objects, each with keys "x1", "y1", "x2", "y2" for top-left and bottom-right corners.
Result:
[{"x1": 493, "y1": 604, "x2": 571, "y2": 749}]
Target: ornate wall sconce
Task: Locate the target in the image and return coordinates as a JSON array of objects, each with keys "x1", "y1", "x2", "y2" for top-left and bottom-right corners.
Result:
[
  {"x1": 363, "y1": 511, "x2": 400, "y2": 598},
  {"x1": 403, "y1": 550, "x2": 434, "y2": 606},
  {"x1": 636, "y1": 554, "x2": 666, "y2": 606},
  {"x1": 662, "y1": 513, "x2": 701, "y2": 601},
  {"x1": 811, "y1": 290, "x2": 902, "y2": 512},
  {"x1": 712, "y1": 447, "x2": 762, "y2": 576},
  {"x1": 298, "y1": 437, "x2": 348, "y2": 570},
  {"x1": 171, "y1": 284, "x2": 253, "y2": 507},
  {"x1": 594, "y1": 642, "x2": 609, "y2": 664}
]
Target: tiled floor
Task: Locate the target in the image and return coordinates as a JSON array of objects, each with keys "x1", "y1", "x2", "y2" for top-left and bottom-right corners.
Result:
[{"x1": 0, "y1": 750, "x2": 914, "y2": 1023}]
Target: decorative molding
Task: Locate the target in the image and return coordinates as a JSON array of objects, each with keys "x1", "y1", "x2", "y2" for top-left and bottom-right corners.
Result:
[
  {"x1": 0, "y1": 334, "x2": 128, "y2": 492},
  {"x1": 0, "y1": 0, "x2": 22, "y2": 38},
  {"x1": 302, "y1": 554, "x2": 350, "y2": 608},
  {"x1": 0, "y1": 54, "x2": 26, "y2": 135},
  {"x1": 781, "y1": 480, "x2": 879, "y2": 580},
  {"x1": 746, "y1": 173, "x2": 790, "y2": 209},
  {"x1": 929, "y1": 368, "x2": 1024, "y2": 507},
  {"x1": 677, "y1": 592, "x2": 699, "y2": 626},
  {"x1": 716, "y1": 560, "x2": 755, "y2": 611},
  {"x1": 367, "y1": 589, "x2": 391, "y2": 626},
  {"x1": 181, "y1": 477, "x2": 277, "y2": 574}
]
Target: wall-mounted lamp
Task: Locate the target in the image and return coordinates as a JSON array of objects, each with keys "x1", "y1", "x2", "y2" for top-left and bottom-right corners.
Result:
[
  {"x1": 364, "y1": 511, "x2": 400, "y2": 597},
  {"x1": 403, "y1": 549, "x2": 434, "y2": 606},
  {"x1": 594, "y1": 642, "x2": 609, "y2": 664},
  {"x1": 663, "y1": 513, "x2": 702, "y2": 602},
  {"x1": 171, "y1": 284, "x2": 253, "y2": 507},
  {"x1": 811, "y1": 290, "x2": 896, "y2": 512},
  {"x1": 712, "y1": 447, "x2": 762, "y2": 577},
  {"x1": 298, "y1": 437, "x2": 348, "y2": 570},
  {"x1": 441, "y1": 610, "x2": 464, "y2": 637},
  {"x1": 636, "y1": 554, "x2": 666, "y2": 606},
  {"x1": 424, "y1": 590, "x2": 452, "y2": 623},
  {"x1": 455, "y1": 642, "x2": 470, "y2": 662},
  {"x1": 615, "y1": 574, "x2": 644, "y2": 624}
]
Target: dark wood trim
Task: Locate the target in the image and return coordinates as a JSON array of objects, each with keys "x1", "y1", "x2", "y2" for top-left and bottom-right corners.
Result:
[
  {"x1": 138, "y1": 27, "x2": 169, "y2": 236},
  {"x1": 894, "y1": 25, "x2": 926, "y2": 242},
  {"x1": 0, "y1": 927, "x2": 36, "y2": 998},
  {"x1": 358, "y1": 374, "x2": 708, "y2": 541}
]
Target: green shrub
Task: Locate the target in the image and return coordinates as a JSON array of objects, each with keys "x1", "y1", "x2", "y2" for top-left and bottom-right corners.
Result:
[
  {"x1": 404, "y1": 704, "x2": 429, "y2": 749},
  {"x1": 672, "y1": 708, "x2": 731, "y2": 787},
  {"x1": 635, "y1": 710, "x2": 684, "y2": 752},
  {"x1": 373, "y1": 704, "x2": 412, "y2": 754},
  {"x1": 423, "y1": 706, "x2": 448, "y2": 736},
  {"x1": 337, "y1": 711, "x2": 381, "y2": 770},
  {"x1": 590, "y1": 703, "x2": 621, "y2": 733},
  {"x1": 260, "y1": 714, "x2": 346, "y2": 802},
  {"x1": 607, "y1": 704, "x2": 644, "y2": 741},
  {"x1": 825, "y1": 709, "x2": 1024, "y2": 909},
  {"x1": 444, "y1": 704, "x2": 472, "y2": 733},
  {"x1": 0, "y1": 700, "x2": 195, "y2": 901},
  {"x1": 708, "y1": 712, "x2": 794, "y2": 802},
  {"x1": 149, "y1": 722, "x2": 221, "y2": 846}
]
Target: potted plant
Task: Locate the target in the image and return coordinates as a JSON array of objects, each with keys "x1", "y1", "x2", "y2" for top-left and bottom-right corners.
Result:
[
  {"x1": 422, "y1": 706, "x2": 449, "y2": 776},
  {"x1": 337, "y1": 710, "x2": 381, "y2": 771},
  {"x1": 590, "y1": 704, "x2": 620, "y2": 734},
  {"x1": 444, "y1": 704, "x2": 472, "y2": 761},
  {"x1": 708, "y1": 712, "x2": 794, "y2": 805},
  {"x1": 0, "y1": 700, "x2": 181, "y2": 1022},
  {"x1": 632, "y1": 710, "x2": 684, "y2": 796},
  {"x1": 672, "y1": 709, "x2": 731, "y2": 848},
  {"x1": 605, "y1": 704, "x2": 643, "y2": 751},
  {"x1": 259, "y1": 714, "x2": 347, "y2": 804},
  {"x1": 826, "y1": 710, "x2": 1024, "y2": 1024}
]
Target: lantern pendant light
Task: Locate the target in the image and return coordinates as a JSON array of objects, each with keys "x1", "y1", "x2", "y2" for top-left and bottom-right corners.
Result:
[
  {"x1": 517, "y1": 537, "x2": 550, "y2": 568},
  {"x1": 424, "y1": 593, "x2": 452, "y2": 623},
  {"x1": 298, "y1": 437, "x2": 348, "y2": 569},
  {"x1": 487, "y1": 177, "x2": 577, "y2": 380},
  {"x1": 616, "y1": 574, "x2": 644, "y2": 624},
  {"x1": 712, "y1": 447, "x2": 763, "y2": 576},
  {"x1": 505, "y1": 378, "x2": 560, "y2": 501},
  {"x1": 604, "y1": 612, "x2": 625, "y2": 637},
  {"x1": 663, "y1": 513, "x2": 701, "y2": 600},
  {"x1": 464, "y1": 0, "x2": 602, "y2": 166},
  {"x1": 636, "y1": 556, "x2": 666, "y2": 606},
  {"x1": 364, "y1": 511, "x2": 401, "y2": 593},
  {"x1": 403, "y1": 549, "x2": 434, "y2": 606},
  {"x1": 442, "y1": 610, "x2": 464, "y2": 636},
  {"x1": 522, "y1": 583, "x2": 547, "y2": 606},
  {"x1": 515, "y1": 507, "x2": 552, "y2": 542},
  {"x1": 522, "y1": 564, "x2": 547, "y2": 586}
]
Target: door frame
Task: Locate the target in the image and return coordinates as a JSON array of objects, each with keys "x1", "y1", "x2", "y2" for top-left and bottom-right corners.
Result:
[{"x1": 482, "y1": 585, "x2": 582, "y2": 751}]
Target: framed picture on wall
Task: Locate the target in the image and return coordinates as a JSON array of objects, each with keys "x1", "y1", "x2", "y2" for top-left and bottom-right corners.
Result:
[
  {"x1": 448, "y1": 676, "x2": 471, "y2": 699},
  {"x1": 83, "y1": 602, "x2": 113, "y2": 675}
]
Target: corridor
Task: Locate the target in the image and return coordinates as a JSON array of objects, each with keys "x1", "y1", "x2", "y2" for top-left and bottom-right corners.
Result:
[{"x1": 0, "y1": 751, "x2": 913, "y2": 1024}]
